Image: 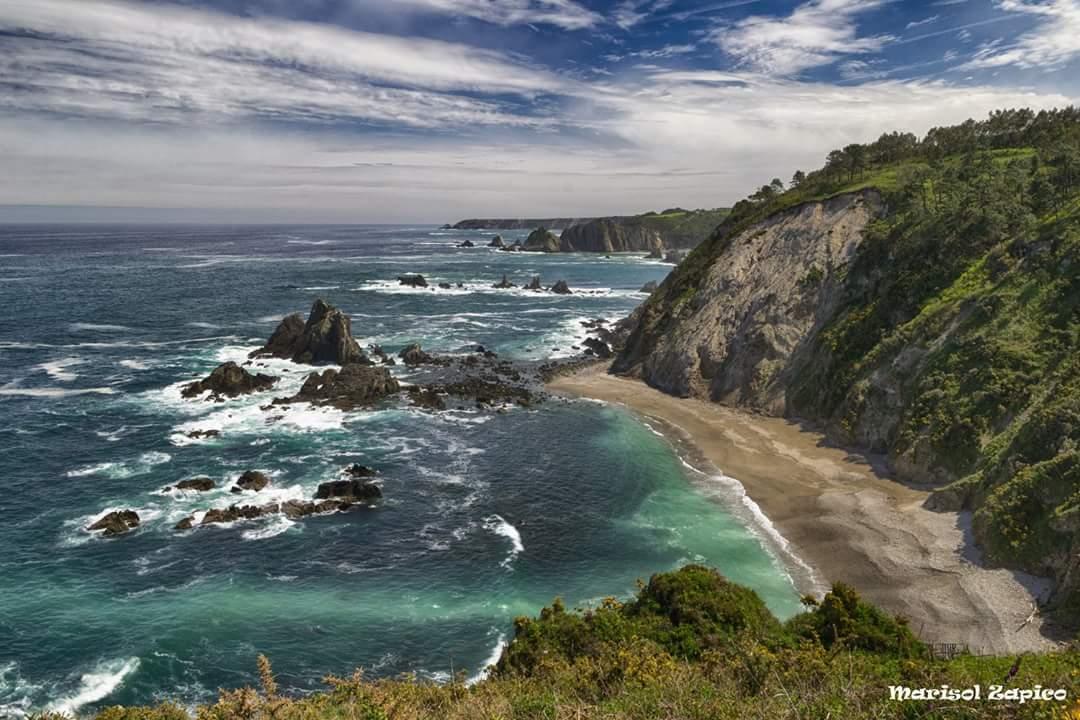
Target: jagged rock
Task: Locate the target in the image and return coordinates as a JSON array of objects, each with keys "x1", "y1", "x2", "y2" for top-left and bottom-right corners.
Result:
[
  {"x1": 174, "y1": 516, "x2": 194, "y2": 530},
  {"x1": 583, "y1": 337, "x2": 613, "y2": 359},
  {"x1": 641, "y1": 280, "x2": 659, "y2": 293},
  {"x1": 88, "y1": 510, "x2": 140, "y2": 537},
  {"x1": 550, "y1": 280, "x2": 572, "y2": 295},
  {"x1": 489, "y1": 235, "x2": 505, "y2": 248},
  {"x1": 185, "y1": 429, "x2": 221, "y2": 440},
  {"x1": 458, "y1": 240, "x2": 475, "y2": 248},
  {"x1": 523, "y1": 227, "x2": 560, "y2": 253},
  {"x1": 398, "y1": 274, "x2": 428, "y2": 288},
  {"x1": 182, "y1": 362, "x2": 277, "y2": 399},
  {"x1": 276, "y1": 364, "x2": 400, "y2": 410},
  {"x1": 493, "y1": 274, "x2": 516, "y2": 289},
  {"x1": 499, "y1": 240, "x2": 524, "y2": 252},
  {"x1": 408, "y1": 386, "x2": 447, "y2": 410},
  {"x1": 399, "y1": 343, "x2": 435, "y2": 365},
  {"x1": 231, "y1": 470, "x2": 269, "y2": 493},
  {"x1": 174, "y1": 477, "x2": 215, "y2": 492},
  {"x1": 438, "y1": 282, "x2": 452, "y2": 289},
  {"x1": 202, "y1": 503, "x2": 280, "y2": 525},
  {"x1": 251, "y1": 299, "x2": 367, "y2": 366},
  {"x1": 315, "y1": 479, "x2": 382, "y2": 501},
  {"x1": 524, "y1": 276, "x2": 542, "y2": 291},
  {"x1": 345, "y1": 464, "x2": 377, "y2": 478}
]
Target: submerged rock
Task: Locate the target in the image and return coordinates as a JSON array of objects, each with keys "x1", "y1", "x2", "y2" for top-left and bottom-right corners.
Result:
[
  {"x1": 184, "y1": 429, "x2": 221, "y2": 440},
  {"x1": 407, "y1": 386, "x2": 447, "y2": 411},
  {"x1": 201, "y1": 503, "x2": 280, "y2": 526},
  {"x1": 182, "y1": 362, "x2": 277, "y2": 400},
  {"x1": 251, "y1": 299, "x2": 367, "y2": 366},
  {"x1": 345, "y1": 463, "x2": 377, "y2": 478},
  {"x1": 276, "y1": 364, "x2": 400, "y2": 410},
  {"x1": 88, "y1": 510, "x2": 140, "y2": 537},
  {"x1": 231, "y1": 470, "x2": 270, "y2": 493},
  {"x1": 550, "y1": 280, "x2": 572, "y2": 295}
]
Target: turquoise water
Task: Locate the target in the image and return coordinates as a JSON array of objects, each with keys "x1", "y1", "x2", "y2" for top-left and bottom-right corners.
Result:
[{"x1": 0, "y1": 225, "x2": 801, "y2": 715}]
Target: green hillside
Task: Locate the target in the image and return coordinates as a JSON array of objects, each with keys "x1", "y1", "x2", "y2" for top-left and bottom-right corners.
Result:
[{"x1": 617, "y1": 107, "x2": 1080, "y2": 620}]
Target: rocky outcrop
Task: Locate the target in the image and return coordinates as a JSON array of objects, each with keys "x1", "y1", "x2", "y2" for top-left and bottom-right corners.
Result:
[
  {"x1": 663, "y1": 250, "x2": 686, "y2": 264},
  {"x1": 182, "y1": 362, "x2": 276, "y2": 400},
  {"x1": 458, "y1": 240, "x2": 475, "y2": 248},
  {"x1": 173, "y1": 477, "x2": 215, "y2": 492},
  {"x1": 523, "y1": 227, "x2": 560, "y2": 253},
  {"x1": 615, "y1": 191, "x2": 883, "y2": 412},
  {"x1": 399, "y1": 274, "x2": 428, "y2": 288},
  {"x1": 315, "y1": 479, "x2": 382, "y2": 501},
  {"x1": 489, "y1": 235, "x2": 505, "y2": 248},
  {"x1": 524, "y1": 276, "x2": 542, "y2": 291},
  {"x1": 558, "y1": 218, "x2": 664, "y2": 253},
  {"x1": 275, "y1": 365, "x2": 400, "y2": 410},
  {"x1": 252, "y1": 299, "x2": 367, "y2": 366},
  {"x1": 399, "y1": 343, "x2": 435, "y2": 366},
  {"x1": 88, "y1": 510, "x2": 140, "y2": 537},
  {"x1": 493, "y1": 275, "x2": 516, "y2": 289},
  {"x1": 344, "y1": 464, "x2": 377, "y2": 478},
  {"x1": 550, "y1": 280, "x2": 572, "y2": 295},
  {"x1": 231, "y1": 470, "x2": 269, "y2": 493}
]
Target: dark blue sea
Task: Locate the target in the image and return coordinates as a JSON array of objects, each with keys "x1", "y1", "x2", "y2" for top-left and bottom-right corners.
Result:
[{"x1": 0, "y1": 225, "x2": 801, "y2": 715}]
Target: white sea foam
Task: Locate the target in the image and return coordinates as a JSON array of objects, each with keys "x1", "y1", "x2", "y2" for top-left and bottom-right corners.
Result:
[
  {"x1": 286, "y1": 239, "x2": 336, "y2": 246},
  {"x1": 69, "y1": 323, "x2": 133, "y2": 333},
  {"x1": 466, "y1": 634, "x2": 508, "y2": 686},
  {"x1": 35, "y1": 357, "x2": 84, "y2": 382},
  {"x1": 66, "y1": 452, "x2": 171, "y2": 479},
  {"x1": 0, "y1": 385, "x2": 116, "y2": 398},
  {"x1": 484, "y1": 515, "x2": 524, "y2": 568},
  {"x1": 0, "y1": 662, "x2": 41, "y2": 718},
  {"x1": 119, "y1": 359, "x2": 151, "y2": 370},
  {"x1": 45, "y1": 657, "x2": 140, "y2": 715},
  {"x1": 241, "y1": 515, "x2": 296, "y2": 541}
]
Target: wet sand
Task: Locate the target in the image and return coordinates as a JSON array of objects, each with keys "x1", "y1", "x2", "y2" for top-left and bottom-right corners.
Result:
[{"x1": 550, "y1": 363, "x2": 1060, "y2": 654}]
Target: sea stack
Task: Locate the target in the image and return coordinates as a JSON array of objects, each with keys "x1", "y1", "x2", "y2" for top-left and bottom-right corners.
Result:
[{"x1": 251, "y1": 299, "x2": 367, "y2": 366}]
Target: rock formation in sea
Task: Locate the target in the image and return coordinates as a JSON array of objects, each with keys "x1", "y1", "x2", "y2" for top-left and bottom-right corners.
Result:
[
  {"x1": 398, "y1": 343, "x2": 436, "y2": 366},
  {"x1": 398, "y1": 274, "x2": 428, "y2": 288},
  {"x1": 172, "y1": 477, "x2": 215, "y2": 492},
  {"x1": 231, "y1": 470, "x2": 270, "y2": 493},
  {"x1": 181, "y1": 361, "x2": 277, "y2": 400},
  {"x1": 87, "y1": 510, "x2": 140, "y2": 537},
  {"x1": 493, "y1": 274, "x2": 516, "y2": 289},
  {"x1": 458, "y1": 240, "x2": 475, "y2": 248},
  {"x1": 550, "y1": 280, "x2": 572, "y2": 295},
  {"x1": 275, "y1": 364, "x2": 400, "y2": 410},
  {"x1": 315, "y1": 479, "x2": 382, "y2": 501},
  {"x1": 488, "y1": 235, "x2": 505, "y2": 248},
  {"x1": 251, "y1": 299, "x2": 367, "y2": 366},
  {"x1": 522, "y1": 227, "x2": 560, "y2": 253},
  {"x1": 524, "y1": 276, "x2": 542, "y2": 291}
]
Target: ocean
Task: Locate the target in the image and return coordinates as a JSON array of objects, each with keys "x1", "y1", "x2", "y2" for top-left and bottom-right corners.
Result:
[{"x1": 0, "y1": 224, "x2": 801, "y2": 715}]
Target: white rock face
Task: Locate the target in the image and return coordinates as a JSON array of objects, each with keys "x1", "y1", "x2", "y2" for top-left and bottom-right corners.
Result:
[{"x1": 632, "y1": 191, "x2": 883, "y2": 413}]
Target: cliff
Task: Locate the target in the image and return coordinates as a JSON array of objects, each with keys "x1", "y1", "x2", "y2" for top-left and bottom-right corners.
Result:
[
  {"x1": 557, "y1": 217, "x2": 664, "y2": 253},
  {"x1": 614, "y1": 110, "x2": 1080, "y2": 620},
  {"x1": 451, "y1": 217, "x2": 594, "y2": 230}
]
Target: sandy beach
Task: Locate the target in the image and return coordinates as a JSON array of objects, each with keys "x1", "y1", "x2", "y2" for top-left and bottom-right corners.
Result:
[{"x1": 550, "y1": 363, "x2": 1062, "y2": 654}]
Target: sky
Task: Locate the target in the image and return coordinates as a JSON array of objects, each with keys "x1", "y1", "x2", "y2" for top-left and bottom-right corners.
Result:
[{"x1": 1, "y1": 0, "x2": 1079, "y2": 223}]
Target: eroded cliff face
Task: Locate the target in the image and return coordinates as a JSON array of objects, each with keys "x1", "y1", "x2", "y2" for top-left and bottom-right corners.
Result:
[
  {"x1": 615, "y1": 191, "x2": 883, "y2": 413},
  {"x1": 558, "y1": 218, "x2": 664, "y2": 253}
]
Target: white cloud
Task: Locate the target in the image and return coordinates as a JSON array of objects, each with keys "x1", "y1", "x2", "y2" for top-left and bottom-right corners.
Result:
[
  {"x1": 612, "y1": 0, "x2": 675, "y2": 29},
  {"x1": 348, "y1": 0, "x2": 602, "y2": 29},
  {"x1": 712, "y1": 0, "x2": 892, "y2": 75},
  {"x1": 962, "y1": 0, "x2": 1080, "y2": 70},
  {"x1": 906, "y1": 14, "x2": 939, "y2": 28}
]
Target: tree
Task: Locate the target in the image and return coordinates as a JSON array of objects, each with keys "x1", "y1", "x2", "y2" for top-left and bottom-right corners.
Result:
[
  {"x1": 791, "y1": 170, "x2": 806, "y2": 188},
  {"x1": 770, "y1": 178, "x2": 785, "y2": 194}
]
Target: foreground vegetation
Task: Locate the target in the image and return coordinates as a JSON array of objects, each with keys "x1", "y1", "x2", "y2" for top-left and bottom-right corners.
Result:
[
  {"x1": 620, "y1": 107, "x2": 1080, "y2": 620},
  {"x1": 55, "y1": 567, "x2": 1079, "y2": 719}
]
